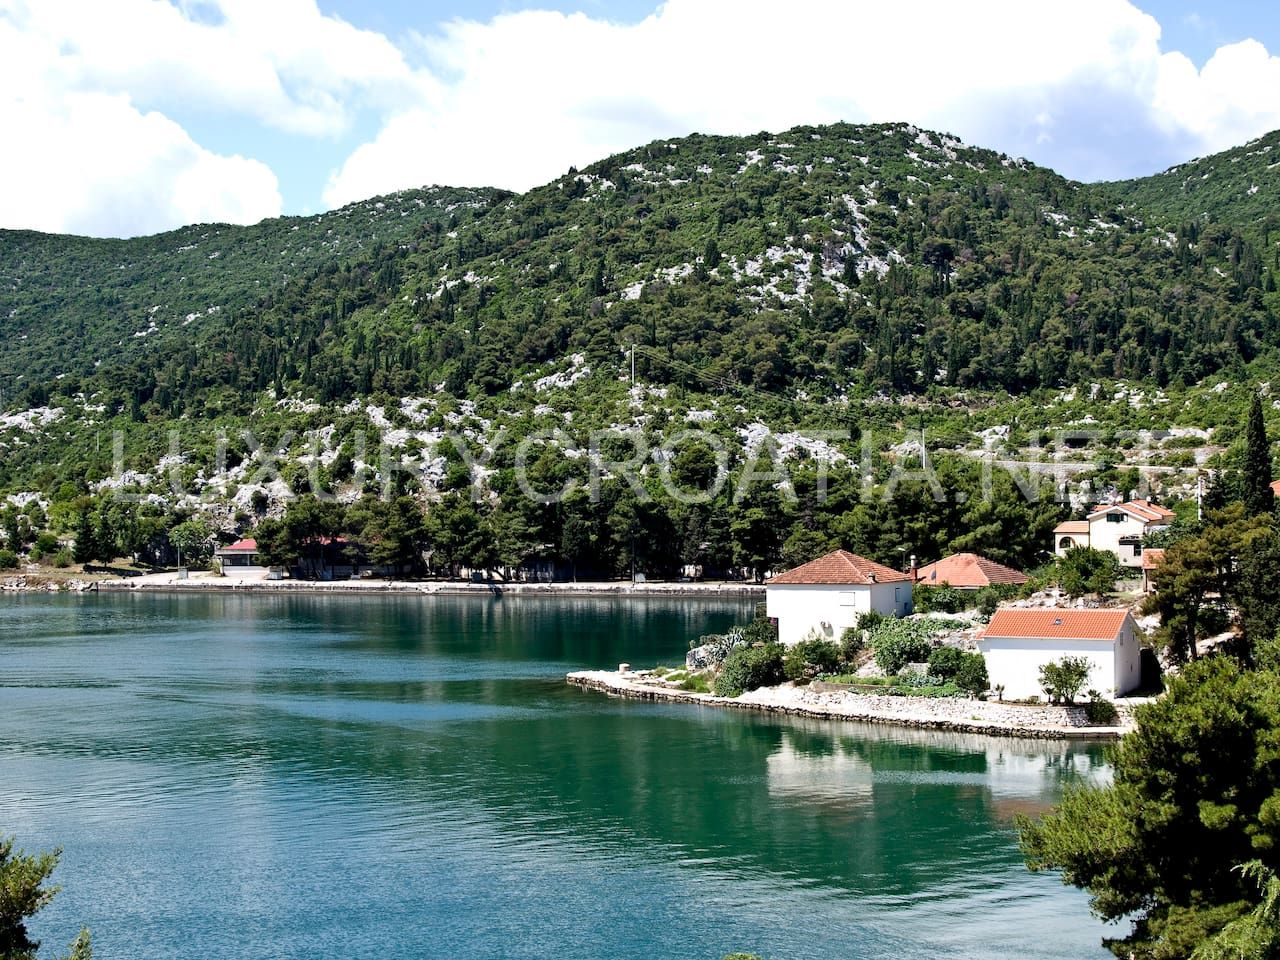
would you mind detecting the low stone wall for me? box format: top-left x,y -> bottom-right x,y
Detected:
567,670 -> 1130,740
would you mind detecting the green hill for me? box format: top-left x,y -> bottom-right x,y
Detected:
1,120 -> 1278,526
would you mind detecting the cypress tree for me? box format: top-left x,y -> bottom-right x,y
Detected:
1243,392 -> 1275,517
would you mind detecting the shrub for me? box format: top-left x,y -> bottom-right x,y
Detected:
857,610 -> 889,633
741,615 -> 779,646
0,549 -> 16,570
914,584 -> 965,614
927,646 -> 967,680
838,626 -> 863,662
869,620 -> 936,674
975,587 -> 1002,619
954,653 -> 990,697
34,532 -> 59,554
783,636 -> 842,685
1038,656 -> 1092,704
713,642 -> 785,697
1084,691 -> 1120,725
52,548 -> 72,568
679,674 -> 711,694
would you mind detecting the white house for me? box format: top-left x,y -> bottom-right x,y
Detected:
766,549 -> 913,646
1052,499 -> 1175,569
978,608 -> 1142,700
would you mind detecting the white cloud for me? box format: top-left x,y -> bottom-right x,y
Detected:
0,0 -> 419,236
324,0 -> 1280,204
6,0 -> 1280,234
5,0 -> 422,136
0,87 -> 281,237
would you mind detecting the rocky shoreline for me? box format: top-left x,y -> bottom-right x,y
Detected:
567,669 -> 1135,740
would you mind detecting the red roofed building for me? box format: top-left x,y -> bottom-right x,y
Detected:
978,608 -> 1142,699
1052,499 -> 1175,570
214,538 -> 266,578
766,549 -> 912,645
913,553 -> 1028,591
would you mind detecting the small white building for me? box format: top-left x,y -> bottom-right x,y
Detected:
978,608 -> 1142,700
766,549 -> 913,646
1052,499 -> 1175,569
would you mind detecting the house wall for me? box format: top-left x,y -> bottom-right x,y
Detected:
766,582 -> 912,645
978,627 -> 1141,700
1053,532 -> 1089,558
1087,511 -> 1152,569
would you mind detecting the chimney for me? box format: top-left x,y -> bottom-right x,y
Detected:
908,554 -> 918,581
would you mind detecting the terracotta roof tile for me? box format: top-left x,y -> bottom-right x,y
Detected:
1087,499 -> 1175,523
1142,548 -> 1166,571
768,549 -> 911,585
914,553 -> 1029,589
1053,520 -> 1090,534
220,538 -> 258,551
980,608 -> 1130,642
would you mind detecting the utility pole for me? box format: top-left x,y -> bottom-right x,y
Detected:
630,343 -> 635,387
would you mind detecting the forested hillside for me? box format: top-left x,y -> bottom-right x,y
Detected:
0,185 -> 506,402
4,121 -> 1279,418
1,120 -> 1279,579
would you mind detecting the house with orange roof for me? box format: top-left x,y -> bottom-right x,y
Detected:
1051,498 -> 1175,570
978,608 -> 1142,699
913,553 -> 1028,591
766,549 -> 913,645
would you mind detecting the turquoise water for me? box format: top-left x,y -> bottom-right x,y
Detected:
0,593 -> 1112,959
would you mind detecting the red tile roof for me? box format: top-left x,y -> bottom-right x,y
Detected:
1271,479 -> 1280,497
1053,520 -> 1090,534
1141,548 -> 1166,571
768,549 -> 911,585
220,538 -> 258,552
914,553 -> 1029,589
1087,499 -> 1175,524
980,608 -> 1131,642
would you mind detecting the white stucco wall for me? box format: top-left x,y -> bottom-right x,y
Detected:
767,581 -> 912,645
1053,532 -> 1089,558
978,625 -> 1141,700
1088,510 -> 1157,569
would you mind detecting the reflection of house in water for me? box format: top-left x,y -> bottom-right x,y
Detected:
765,735 -> 874,804
764,719 -> 1109,821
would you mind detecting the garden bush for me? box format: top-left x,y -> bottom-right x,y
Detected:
914,584 -> 966,614
0,549 -> 16,570
927,646 -> 967,680
1038,656 -> 1092,704
1084,691 -> 1120,725
782,636 -> 842,685
857,610 -> 889,633
713,642 -> 785,697
954,653 -> 990,696
868,619 -> 939,674
838,626 -> 863,662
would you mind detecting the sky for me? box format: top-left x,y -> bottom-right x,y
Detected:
2,0 -> 1280,238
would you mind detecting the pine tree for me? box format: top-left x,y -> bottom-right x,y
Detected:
1243,392 -> 1275,517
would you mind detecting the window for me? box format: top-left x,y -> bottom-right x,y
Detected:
1105,513 -> 1124,523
